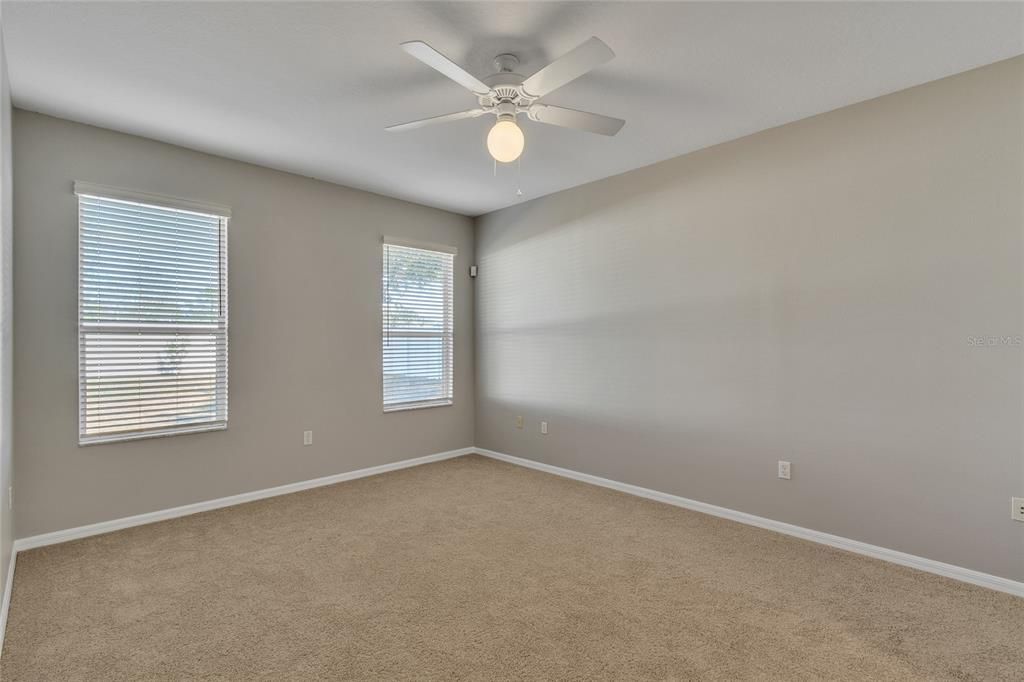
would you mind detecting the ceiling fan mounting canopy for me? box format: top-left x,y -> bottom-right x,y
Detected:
493,53 -> 520,74
386,36 -> 626,159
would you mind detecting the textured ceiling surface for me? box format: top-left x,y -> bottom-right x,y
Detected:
4,2 -> 1023,216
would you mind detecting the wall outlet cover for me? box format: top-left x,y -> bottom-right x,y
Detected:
303,430 -> 313,446
1012,497 -> 1024,522
778,461 -> 792,480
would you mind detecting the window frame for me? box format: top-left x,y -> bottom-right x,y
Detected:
381,237 -> 456,413
75,182 -> 230,445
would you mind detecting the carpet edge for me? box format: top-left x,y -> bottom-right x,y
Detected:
0,549 -> 14,658
474,448 -> 1024,598
12,446 -> 475,553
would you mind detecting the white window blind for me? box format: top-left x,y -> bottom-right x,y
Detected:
77,187 -> 229,444
382,240 -> 455,411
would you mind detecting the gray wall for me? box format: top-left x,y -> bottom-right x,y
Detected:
0,22 -> 13,606
13,110 -> 474,538
475,57 -> 1024,581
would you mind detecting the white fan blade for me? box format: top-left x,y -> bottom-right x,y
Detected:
386,109 -> 487,132
400,41 -> 492,96
521,37 -> 614,98
528,104 -> 625,136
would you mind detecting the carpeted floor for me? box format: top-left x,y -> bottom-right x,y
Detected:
2,454 -> 1022,680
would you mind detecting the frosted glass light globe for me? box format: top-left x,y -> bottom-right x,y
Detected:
487,119 -> 525,163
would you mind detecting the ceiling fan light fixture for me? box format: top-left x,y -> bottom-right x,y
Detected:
390,38 -> 624,166
487,117 -> 524,163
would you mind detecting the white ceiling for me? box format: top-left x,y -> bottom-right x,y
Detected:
4,2 -> 1022,216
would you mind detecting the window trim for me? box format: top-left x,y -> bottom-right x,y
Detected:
75,183 -> 230,446
381,237 -> 456,413
73,181 -> 232,218
78,422 -> 227,447
381,235 -> 458,255
382,398 -> 454,414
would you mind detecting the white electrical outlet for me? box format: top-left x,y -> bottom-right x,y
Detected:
540,421 -> 548,435
1012,497 -> 1024,522
515,415 -> 523,429
778,461 -> 791,480
303,430 -> 313,446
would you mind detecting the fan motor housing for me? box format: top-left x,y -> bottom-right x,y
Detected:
480,73 -> 534,109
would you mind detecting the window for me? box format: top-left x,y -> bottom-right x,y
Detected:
76,183 -> 229,444
382,238 -> 455,411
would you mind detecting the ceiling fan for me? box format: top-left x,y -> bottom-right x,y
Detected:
386,37 -> 625,163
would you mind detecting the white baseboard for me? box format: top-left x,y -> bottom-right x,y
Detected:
0,550 -> 15,659
475,448 -> 1024,598
3,442 -> 1019,663
13,447 -> 474,553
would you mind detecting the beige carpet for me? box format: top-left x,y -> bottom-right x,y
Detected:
2,454 -> 1022,680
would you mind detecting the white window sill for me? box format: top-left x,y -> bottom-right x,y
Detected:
383,400 -> 453,414
79,422 -> 226,447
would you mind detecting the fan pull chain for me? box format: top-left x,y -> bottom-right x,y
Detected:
516,157 -> 523,198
